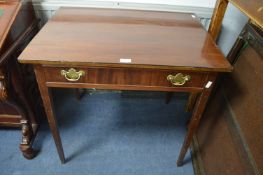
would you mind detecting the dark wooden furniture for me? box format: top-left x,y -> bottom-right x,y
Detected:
193,22 -> 263,175
191,0 -> 263,174
18,8 -> 232,165
0,1 -> 40,159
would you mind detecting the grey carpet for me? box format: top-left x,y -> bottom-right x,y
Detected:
0,89 -> 194,175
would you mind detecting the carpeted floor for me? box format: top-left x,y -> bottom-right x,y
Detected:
0,89 -> 194,175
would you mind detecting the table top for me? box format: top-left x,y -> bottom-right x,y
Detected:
229,0 -> 263,29
0,1 -> 21,49
19,8 -> 232,72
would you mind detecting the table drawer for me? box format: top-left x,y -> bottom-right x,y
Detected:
43,66 -> 208,88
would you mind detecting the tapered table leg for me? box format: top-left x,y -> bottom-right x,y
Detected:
75,88 -> 86,100
34,65 -> 66,163
177,74 -> 217,166
185,92 -> 198,112
165,92 -> 173,104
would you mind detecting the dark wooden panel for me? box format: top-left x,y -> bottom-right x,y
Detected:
0,102 -> 19,115
0,1 -> 41,159
194,90 -> 248,175
0,115 -> 21,127
193,23 -> 263,175
223,45 -> 263,174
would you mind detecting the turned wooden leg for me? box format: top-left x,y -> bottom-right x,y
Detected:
19,120 -> 37,159
185,92 -> 198,112
34,65 -> 66,163
20,146 -> 37,159
4,96 -> 38,160
5,99 -> 38,159
177,74 -> 217,166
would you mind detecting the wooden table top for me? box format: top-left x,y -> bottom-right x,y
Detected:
19,8 -> 232,72
229,0 -> 263,29
0,1 -> 21,49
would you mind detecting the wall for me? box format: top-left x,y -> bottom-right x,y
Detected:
30,0 -> 215,28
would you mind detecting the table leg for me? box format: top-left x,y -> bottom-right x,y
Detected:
34,66 -> 66,163
185,92 -> 198,112
75,88 -> 86,100
165,92 -> 173,104
177,74 -> 217,166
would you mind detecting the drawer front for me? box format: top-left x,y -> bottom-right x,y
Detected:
43,66 -> 208,88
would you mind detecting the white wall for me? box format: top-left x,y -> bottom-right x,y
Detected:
32,0 -> 216,27
32,0 -> 217,9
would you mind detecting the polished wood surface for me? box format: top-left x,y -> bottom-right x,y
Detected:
19,8 -> 232,166
229,0 -> 263,29
177,73 -> 217,166
43,66 -> 208,88
208,0 -> 229,40
34,65 -> 66,163
19,8 -> 232,72
0,1 -> 21,49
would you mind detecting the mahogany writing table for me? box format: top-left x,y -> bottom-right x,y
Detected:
18,7 -> 232,166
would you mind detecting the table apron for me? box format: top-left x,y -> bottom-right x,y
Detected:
41,66 -> 210,92
45,82 -> 204,93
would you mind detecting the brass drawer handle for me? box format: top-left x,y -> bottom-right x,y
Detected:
61,68 -> 85,82
167,73 -> 191,86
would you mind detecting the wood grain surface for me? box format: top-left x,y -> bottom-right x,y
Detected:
0,1 -> 21,49
18,8 -> 233,165
19,8 -> 232,72
43,66 -> 208,87
229,0 -> 263,29
208,0 -> 229,40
